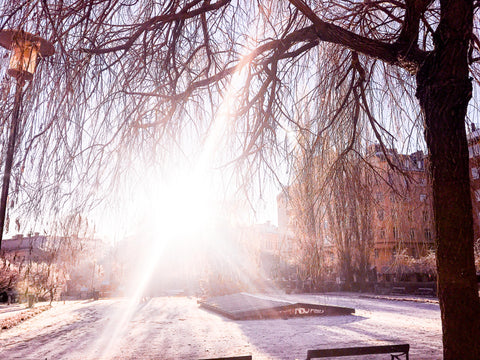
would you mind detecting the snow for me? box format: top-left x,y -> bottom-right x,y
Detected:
0,293 -> 442,359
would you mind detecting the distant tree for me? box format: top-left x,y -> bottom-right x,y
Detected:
0,1 -> 479,357
288,131 -> 326,289
0,255 -> 19,297
12,214 -> 93,303
288,123 -> 374,290
324,152 -> 374,291
27,260 -> 66,303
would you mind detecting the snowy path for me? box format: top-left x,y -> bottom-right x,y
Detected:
0,294 -> 442,359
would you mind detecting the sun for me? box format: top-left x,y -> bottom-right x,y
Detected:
144,167 -> 218,250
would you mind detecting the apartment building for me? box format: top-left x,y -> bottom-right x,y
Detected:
367,144 -> 435,281
1,233 -> 50,263
277,144 -> 436,283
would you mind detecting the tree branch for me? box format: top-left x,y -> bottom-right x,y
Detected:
123,26 -> 320,107
82,0 -> 230,55
287,0 -> 427,73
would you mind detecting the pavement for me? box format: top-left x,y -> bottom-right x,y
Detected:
0,291 -> 438,325
0,293 -> 443,359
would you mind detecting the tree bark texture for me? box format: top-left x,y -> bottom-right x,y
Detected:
416,1 -> 480,358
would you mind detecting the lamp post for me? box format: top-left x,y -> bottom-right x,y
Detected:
0,30 -> 54,250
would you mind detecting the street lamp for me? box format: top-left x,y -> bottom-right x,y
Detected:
0,30 -> 54,250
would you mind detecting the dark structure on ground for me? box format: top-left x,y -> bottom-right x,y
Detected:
199,293 -> 354,320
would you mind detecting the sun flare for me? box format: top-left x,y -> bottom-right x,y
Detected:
149,169 -> 216,243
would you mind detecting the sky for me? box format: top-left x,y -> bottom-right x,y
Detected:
91,153 -> 281,245
89,69 -> 284,244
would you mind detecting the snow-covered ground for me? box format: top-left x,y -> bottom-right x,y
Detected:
0,293 -> 442,359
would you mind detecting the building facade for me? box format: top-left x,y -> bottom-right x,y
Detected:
1,233 -> 50,263
277,144 -> 437,285
367,144 -> 435,281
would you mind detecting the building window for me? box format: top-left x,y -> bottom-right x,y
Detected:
410,228 -> 415,240
377,209 -> 384,221
473,167 -> 479,179
380,228 -> 385,239
393,226 -> 399,239
423,210 -> 428,222
475,189 -> 480,202
391,209 -> 397,220
390,193 -> 397,203
374,249 -> 379,258
420,194 -> 427,202
407,210 -> 413,221
424,228 -> 432,241
469,144 -> 480,158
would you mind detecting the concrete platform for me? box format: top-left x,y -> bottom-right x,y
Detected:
199,293 -> 354,320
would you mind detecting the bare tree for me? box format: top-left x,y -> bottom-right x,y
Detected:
288,122 -> 374,291
0,254 -> 20,300
288,131 -> 326,289
323,151 -> 374,291
7,214 -> 92,304
0,1 -> 478,357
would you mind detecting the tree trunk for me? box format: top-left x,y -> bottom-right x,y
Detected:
416,1 -> 480,358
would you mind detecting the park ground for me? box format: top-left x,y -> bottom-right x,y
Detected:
0,293 -> 442,359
